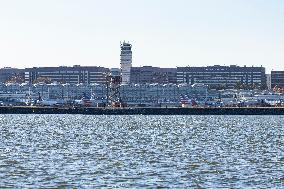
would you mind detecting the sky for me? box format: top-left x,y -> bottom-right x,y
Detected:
0,0 -> 283,73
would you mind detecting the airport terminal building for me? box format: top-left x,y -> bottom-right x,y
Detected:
271,71 -> 284,88
130,66 -> 177,84
177,65 -> 266,89
24,65 -> 109,84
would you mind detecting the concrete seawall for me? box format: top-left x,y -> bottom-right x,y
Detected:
0,106 -> 284,115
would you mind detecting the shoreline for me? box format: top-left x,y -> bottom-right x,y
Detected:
0,106 -> 284,115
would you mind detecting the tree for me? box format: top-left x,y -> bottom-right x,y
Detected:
33,76 -> 52,84
5,74 -> 25,84
234,81 -> 243,90
273,84 -> 284,93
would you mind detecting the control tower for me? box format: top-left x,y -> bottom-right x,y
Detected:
120,41 -> 132,84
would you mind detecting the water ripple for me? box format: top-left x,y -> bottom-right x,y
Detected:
0,115 -> 283,188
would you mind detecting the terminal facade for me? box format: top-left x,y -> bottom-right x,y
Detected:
130,66 -> 177,84
24,65 -> 109,84
177,65 -> 266,89
271,71 -> 284,88
2,65 -> 269,90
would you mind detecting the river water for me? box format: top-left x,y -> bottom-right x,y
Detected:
0,115 -> 283,188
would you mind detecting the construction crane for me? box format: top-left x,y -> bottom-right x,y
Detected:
106,74 -> 124,107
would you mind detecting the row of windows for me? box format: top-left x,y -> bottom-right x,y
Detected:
177,71 -> 263,74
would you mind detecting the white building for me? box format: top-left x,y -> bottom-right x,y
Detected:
266,74 -> 271,90
120,42 -> 132,84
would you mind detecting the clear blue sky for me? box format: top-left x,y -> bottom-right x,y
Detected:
0,0 -> 283,73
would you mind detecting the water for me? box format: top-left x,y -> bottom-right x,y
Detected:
0,115 -> 283,188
